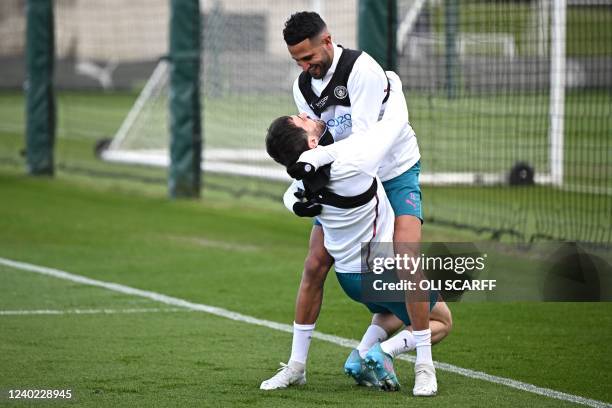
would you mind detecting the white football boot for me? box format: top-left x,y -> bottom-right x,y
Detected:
412,363 -> 437,396
260,362 -> 306,390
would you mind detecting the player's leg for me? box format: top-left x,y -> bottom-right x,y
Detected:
384,165 -> 429,335
295,224 -> 333,325
408,299 -> 450,397
394,215 -> 437,394
344,312 -> 403,388
384,162 -> 437,396
350,313 -> 404,390
427,300 -> 452,344
394,215 -> 427,328
378,299 -> 452,355
370,312 -> 404,339
288,225 -> 332,372
365,299 -> 451,393
260,225 -> 333,390
335,271 -> 398,388
364,297 -> 448,393
395,216 -> 438,396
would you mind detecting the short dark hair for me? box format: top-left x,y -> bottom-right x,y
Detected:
283,11 -> 327,46
266,116 -> 309,167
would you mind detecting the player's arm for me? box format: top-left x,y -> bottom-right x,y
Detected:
346,53 -> 389,134
283,180 -> 301,212
283,180 -> 322,217
297,72 -> 408,174
335,72 -> 408,176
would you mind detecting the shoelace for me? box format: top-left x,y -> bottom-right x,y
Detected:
262,365 -> 287,387
415,367 -> 432,376
267,362 -> 295,384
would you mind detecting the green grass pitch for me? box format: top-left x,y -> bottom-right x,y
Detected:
0,171 -> 611,407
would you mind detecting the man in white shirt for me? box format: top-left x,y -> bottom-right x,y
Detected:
260,71 -> 451,396
273,12 -> 436,395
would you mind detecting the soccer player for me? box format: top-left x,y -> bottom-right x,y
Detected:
270,11 -> 438,395
260,72 -> 451,395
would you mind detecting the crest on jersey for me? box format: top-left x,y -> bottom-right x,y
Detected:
334,85 -> 348,99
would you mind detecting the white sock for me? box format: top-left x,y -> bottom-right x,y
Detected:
413,328 -> 433,365
288,322 -> 315,370
357,325 -> 388,358
380,329 -> 417,358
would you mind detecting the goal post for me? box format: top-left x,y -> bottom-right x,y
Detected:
549,0 -> 566,187
107,61 -> 169,153
395,0 -> 570,188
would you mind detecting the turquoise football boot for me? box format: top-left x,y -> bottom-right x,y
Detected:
344,349 -> 381,388
364,343 -> 400,391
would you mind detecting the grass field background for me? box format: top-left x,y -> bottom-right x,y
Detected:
0,170 -> 611,407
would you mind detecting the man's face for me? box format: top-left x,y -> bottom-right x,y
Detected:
291,113 -> 326,148
287,33 -> 333,79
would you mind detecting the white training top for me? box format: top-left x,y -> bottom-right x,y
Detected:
292,43 -> 420,182
284,74 -> 409,273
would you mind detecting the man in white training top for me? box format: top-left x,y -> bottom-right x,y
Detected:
262,72 -> 451,395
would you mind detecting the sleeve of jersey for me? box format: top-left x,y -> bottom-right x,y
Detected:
336,72 -> 408,176
297,71 -> 407,176
346,54 -> 388,134
293,78 -> 317,118
297,146 -> 337,171
283,180 -> 304,214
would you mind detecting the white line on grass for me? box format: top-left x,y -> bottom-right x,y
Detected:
0,307 -> 187,316
0,256 -> 609,408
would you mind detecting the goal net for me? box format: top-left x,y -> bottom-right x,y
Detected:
97,0 -> 611,242
104,0 -> 601,188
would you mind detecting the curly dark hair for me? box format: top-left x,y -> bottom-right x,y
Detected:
283,11 -> 327,46
265,116 -> 309,167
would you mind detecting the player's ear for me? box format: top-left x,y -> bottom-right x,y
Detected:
307,134 -> 318,149
320,31 -> 332,46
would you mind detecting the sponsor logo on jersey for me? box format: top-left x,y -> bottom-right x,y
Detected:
326,113 -> 352,137
334,85 -> 348,99
314,95 -> 329,109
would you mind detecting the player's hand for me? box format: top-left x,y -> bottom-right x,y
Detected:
287,161 -> 316,180
293,188 -> 306,200
292,201 -> 322,217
